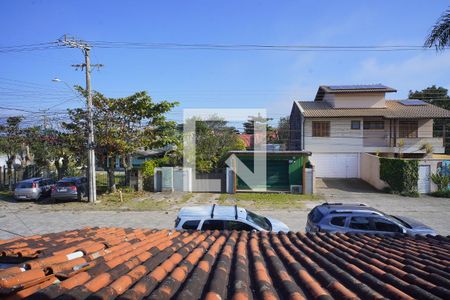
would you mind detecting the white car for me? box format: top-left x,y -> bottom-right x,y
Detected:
174,204 -> 289,232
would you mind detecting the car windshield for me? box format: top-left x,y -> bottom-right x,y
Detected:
16,182 -> 33,189
390,215 -> 412,229
246,210 -> 271,231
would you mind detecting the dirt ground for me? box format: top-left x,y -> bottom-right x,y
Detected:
0,179 -> 448,239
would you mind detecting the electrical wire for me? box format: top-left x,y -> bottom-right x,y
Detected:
1,40 -> 449,53
0,42 -> 59,53
85,40 -> 449,52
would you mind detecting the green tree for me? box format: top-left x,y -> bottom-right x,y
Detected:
26,127 -> 74,179
409,86 -> 450,153
409,85 -> 450,109
272,116 -> 289,145
64,88 -> 178,192
0,116 -> 27,189
243,113 -> 273,134
425,8 -> 450,50
187,118 -> 246,173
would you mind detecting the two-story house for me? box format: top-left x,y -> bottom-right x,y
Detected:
289,84 -> 450,178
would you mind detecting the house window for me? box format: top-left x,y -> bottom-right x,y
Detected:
312,121 -> 330,137
363,121 -> 384,130
399,120 -> 418,138
351,120 -> 361,130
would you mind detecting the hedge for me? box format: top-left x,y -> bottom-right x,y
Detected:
379,158 -> 419,197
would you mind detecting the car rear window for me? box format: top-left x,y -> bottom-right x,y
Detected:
56,181 -> 76,187
308,207 -> 324,223
16,182 -> 33,189
182,220 -> 200,230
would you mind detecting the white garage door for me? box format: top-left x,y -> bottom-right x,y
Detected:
418,165 -> 431,194
310,153 -> 360,178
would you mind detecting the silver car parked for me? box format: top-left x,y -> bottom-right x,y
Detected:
306,203 -> 437,236
175,204 -> 290,232
14,177 -> 55,201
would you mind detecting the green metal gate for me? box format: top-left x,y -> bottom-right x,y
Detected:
236,158 -> 290,191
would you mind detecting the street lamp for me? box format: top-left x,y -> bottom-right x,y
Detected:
52,78 -> 97,203
52,78 -> 85,105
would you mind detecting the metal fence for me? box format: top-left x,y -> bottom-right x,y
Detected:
0,165 -> 133,194
95,171 -> 127,191
0,165 -> 56,189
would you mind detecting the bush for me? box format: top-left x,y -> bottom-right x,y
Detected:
430,173 -> 450,192
142,160 -> 159,178
380,158 -> 419,196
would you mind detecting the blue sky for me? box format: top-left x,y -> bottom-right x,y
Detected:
1,0 -> 449,124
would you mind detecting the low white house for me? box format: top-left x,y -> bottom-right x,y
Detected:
289,84 -> 450,192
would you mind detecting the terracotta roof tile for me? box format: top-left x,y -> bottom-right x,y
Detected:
298,100 -> 450,119
0,227 -> 449,299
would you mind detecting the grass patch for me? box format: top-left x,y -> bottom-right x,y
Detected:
179,193 -> 193,204
218,192 -> 321,209
96,191 -> 169,211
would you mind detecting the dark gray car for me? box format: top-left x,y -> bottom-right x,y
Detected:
14,177 -> 55,201
51,177 -> 88,201
306,203 -> 436,236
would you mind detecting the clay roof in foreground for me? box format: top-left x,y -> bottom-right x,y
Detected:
0,227 -> 449,299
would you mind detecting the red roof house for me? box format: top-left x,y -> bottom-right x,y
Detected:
0,227 -> 449,299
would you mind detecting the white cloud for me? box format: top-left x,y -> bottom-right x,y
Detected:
354,52 -> 450,97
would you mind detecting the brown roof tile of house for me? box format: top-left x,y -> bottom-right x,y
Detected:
0,227 -> 449,299
298,100 -> 450,119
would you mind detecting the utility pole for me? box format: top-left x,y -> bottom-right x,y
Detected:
58,35 -> 103,203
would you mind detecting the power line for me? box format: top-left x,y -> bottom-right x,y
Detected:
0,106 -> 37,113
85,40 -> 449,52
1,40 -> 449,53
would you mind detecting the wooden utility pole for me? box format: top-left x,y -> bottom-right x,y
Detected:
58,35 -> 103,202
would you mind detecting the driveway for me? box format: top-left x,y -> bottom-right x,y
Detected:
316,178 -> 450,235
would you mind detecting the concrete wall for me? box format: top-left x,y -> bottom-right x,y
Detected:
325,93 -> 386,108
360,153 -> 389,190
360,153 -> 444,193
418,119 -> 433,138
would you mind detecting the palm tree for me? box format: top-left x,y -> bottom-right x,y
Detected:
425,8 -> 450,50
